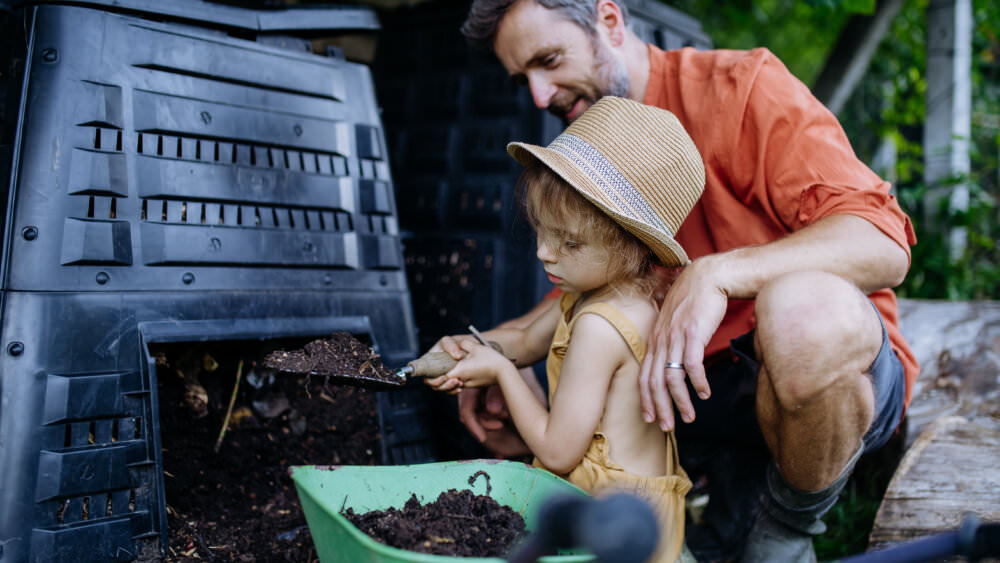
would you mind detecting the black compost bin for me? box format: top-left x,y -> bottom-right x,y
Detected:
0,2 -> 421,561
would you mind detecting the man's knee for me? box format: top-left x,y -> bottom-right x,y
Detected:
755,271 -> 881,407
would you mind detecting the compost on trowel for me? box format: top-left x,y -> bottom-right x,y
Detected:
264,330 -> 490,388
264,332 -> 406,389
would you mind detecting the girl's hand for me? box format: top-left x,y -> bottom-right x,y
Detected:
446,340 -> 513,388
422,333 -> 473,394
424,373 -> 463,394
431,334 -> 474,358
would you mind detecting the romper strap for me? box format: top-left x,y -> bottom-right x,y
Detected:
566,302 -> 646,364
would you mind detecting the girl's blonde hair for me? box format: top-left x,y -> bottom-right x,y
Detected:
519,162 -> 657,296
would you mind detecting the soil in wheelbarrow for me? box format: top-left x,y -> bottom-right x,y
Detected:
344,478 -> 528,557
155,338 -> 383,563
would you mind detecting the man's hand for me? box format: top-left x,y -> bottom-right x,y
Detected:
458,384 -> 532,458
423,335 -> 531,459
424,298 -> 554,458
639,256 -> 728,431
458,386 -> 506,442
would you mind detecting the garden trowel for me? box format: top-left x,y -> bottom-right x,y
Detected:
266,326 -> 506,390
394,325 -> 506,380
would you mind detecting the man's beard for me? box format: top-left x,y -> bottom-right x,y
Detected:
549,38 -> 630,124
595,38 -> 630,98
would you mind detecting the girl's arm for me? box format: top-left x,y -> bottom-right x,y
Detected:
428,298 -> 559,366
479,300 -> 561,368
424,300 -> 560,392
455,313 -> 629,474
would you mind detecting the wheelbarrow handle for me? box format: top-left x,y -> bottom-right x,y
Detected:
507,492 -> 659,563
835,514 -> 1000,563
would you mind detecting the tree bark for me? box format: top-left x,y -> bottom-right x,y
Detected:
811,0 -> 906,115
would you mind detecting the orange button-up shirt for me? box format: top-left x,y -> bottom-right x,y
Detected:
642,45 -> 918,407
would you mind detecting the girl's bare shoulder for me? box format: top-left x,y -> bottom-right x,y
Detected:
598,293 -> 657,337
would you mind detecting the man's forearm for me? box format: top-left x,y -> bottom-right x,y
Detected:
494,296 -> 557,330
708,214 -> 909,299
481,298 -> 558,367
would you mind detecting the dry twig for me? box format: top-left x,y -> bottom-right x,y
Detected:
214,359 -> 244,453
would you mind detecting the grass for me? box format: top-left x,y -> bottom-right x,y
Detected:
814,476 -> 885,560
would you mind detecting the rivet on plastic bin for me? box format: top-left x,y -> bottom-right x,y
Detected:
96,272 -> 110,285
379,274 -> 388,286
7,341 -> 24,356
323,275 -> 332,286
293,124 -> 303,137
182,272 -> 195,285
41,48 -> 58,63
21,226 -> 38,240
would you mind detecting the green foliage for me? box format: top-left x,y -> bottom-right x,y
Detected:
664,0 -> 851,84
898,176 -> 1000,299
839,0 -> 1000,299
814,477 -> 883,560
804,0 -> 874,13
839,0 -> 927,177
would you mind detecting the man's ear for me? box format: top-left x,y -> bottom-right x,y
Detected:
595,0 -> 627,47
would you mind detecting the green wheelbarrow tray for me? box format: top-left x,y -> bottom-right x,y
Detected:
290,459 -> 596,562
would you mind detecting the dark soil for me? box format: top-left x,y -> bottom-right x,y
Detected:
155,339 -> 382,562
263,332 -> 404,387
343,486 -> 527,557
153,335 -> 518,561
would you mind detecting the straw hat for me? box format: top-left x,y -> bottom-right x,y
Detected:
507,96 -> 705,266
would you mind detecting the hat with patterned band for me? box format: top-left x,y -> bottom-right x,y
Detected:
507,96 -> 706,267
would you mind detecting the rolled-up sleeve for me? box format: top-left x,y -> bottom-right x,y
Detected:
729,49 -> 917,260
798,184 -> 916,260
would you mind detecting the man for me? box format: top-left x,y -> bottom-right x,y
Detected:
432,0 -> 918,560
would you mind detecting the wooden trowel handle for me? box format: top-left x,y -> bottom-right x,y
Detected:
405,352 -> 459,378
405,341 -> 504,378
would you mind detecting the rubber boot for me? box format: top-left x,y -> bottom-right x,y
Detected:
683,444 -> 768,561
741,444 -> 863,563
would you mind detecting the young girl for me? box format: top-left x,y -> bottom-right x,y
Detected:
425,96 -> 705,563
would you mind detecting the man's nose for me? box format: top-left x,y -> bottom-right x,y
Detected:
527,74 -> 557,110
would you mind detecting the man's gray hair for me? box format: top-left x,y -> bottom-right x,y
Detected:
461,0 -> 630,50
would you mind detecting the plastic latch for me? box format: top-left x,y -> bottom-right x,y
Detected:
326,45 -> 345,60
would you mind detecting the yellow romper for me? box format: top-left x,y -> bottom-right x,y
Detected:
536,292 -> 692,563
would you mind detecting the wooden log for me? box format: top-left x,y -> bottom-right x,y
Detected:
868,415 -> 1000,549
897,299 -> 1000,447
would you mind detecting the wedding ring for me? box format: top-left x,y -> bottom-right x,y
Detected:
664,362 -> 685,370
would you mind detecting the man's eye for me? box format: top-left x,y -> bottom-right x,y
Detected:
543,54 -> 558,68
564,240 -> 579,249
